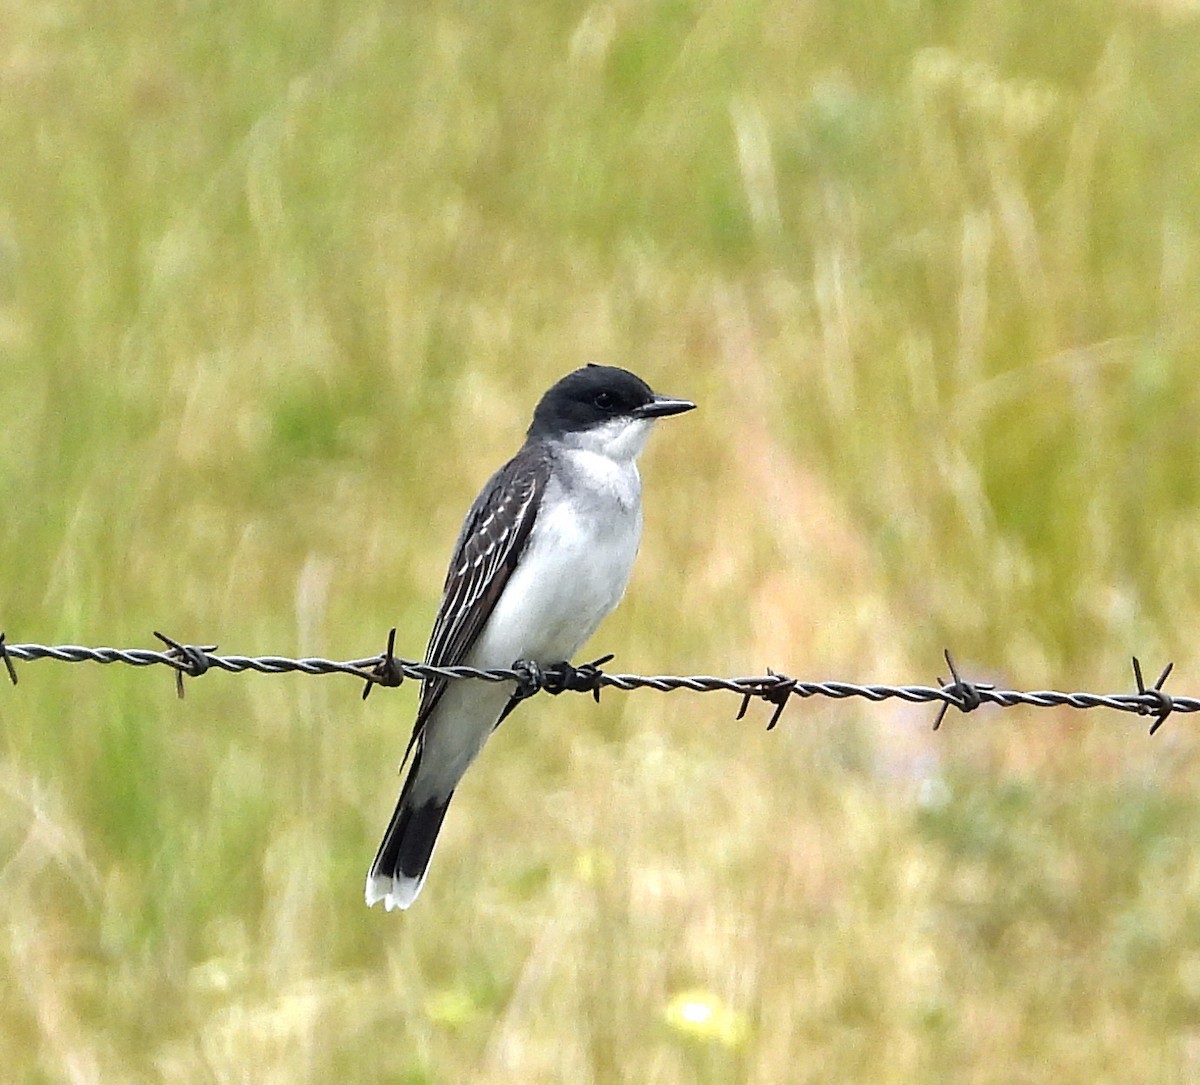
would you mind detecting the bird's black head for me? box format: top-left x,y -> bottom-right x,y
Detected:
526,365 -> 695,443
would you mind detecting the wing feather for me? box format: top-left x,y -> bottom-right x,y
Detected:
399,447 -> 550,762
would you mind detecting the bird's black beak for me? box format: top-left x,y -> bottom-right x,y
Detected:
635,394 -> 696,419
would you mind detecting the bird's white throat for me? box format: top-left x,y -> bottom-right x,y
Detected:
561,415 -> 656,464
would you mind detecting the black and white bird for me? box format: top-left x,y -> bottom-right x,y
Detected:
365,365 -> 695,910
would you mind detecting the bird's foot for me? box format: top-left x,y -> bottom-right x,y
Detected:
542,653 -> 614,702
498,654 -> 614,727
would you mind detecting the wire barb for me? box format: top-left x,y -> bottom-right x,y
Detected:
153,631 -> 216,699
0,633 -> 17,686
1132,657 -> 1175,735
762,670 -> 799,730
735,668 -> 798,730
361,628 -> 404,701
932,650 -> 994,730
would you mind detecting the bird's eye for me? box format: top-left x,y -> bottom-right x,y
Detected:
593,391 -> 615,410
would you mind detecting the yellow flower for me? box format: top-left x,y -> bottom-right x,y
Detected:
663,989 -> 747,1049
573,848 -> 615,884
424,988 -> 477,1029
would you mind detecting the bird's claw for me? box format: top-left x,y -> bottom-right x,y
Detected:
541,653 -> 614,700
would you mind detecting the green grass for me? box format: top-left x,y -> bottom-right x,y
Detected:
5,0 -> 1200,1080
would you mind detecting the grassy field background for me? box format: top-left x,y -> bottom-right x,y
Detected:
5,0 -> 1200,1080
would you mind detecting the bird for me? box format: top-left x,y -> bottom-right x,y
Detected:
365,364 -> 696,910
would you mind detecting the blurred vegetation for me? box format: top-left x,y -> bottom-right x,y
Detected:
4,0 -> 1200,1080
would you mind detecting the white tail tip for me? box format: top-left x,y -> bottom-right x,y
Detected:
365,872 -> 423,911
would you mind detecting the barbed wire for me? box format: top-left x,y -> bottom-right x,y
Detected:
0,630 -> 1189,733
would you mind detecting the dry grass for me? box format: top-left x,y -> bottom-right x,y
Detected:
5,0 -> 1200,1080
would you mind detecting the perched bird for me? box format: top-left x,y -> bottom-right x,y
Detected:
365,365 -> 696,910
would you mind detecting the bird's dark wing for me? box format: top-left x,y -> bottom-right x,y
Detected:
400,444 -> 551,762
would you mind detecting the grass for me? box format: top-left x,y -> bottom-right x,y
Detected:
5,0 -> 1200,1080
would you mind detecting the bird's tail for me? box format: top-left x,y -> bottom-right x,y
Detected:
365,750 -> 454,911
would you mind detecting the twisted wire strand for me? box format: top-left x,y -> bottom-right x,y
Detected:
0,634 -> 1192,728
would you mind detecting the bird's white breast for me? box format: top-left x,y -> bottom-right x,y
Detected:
467,448 -> 643,669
